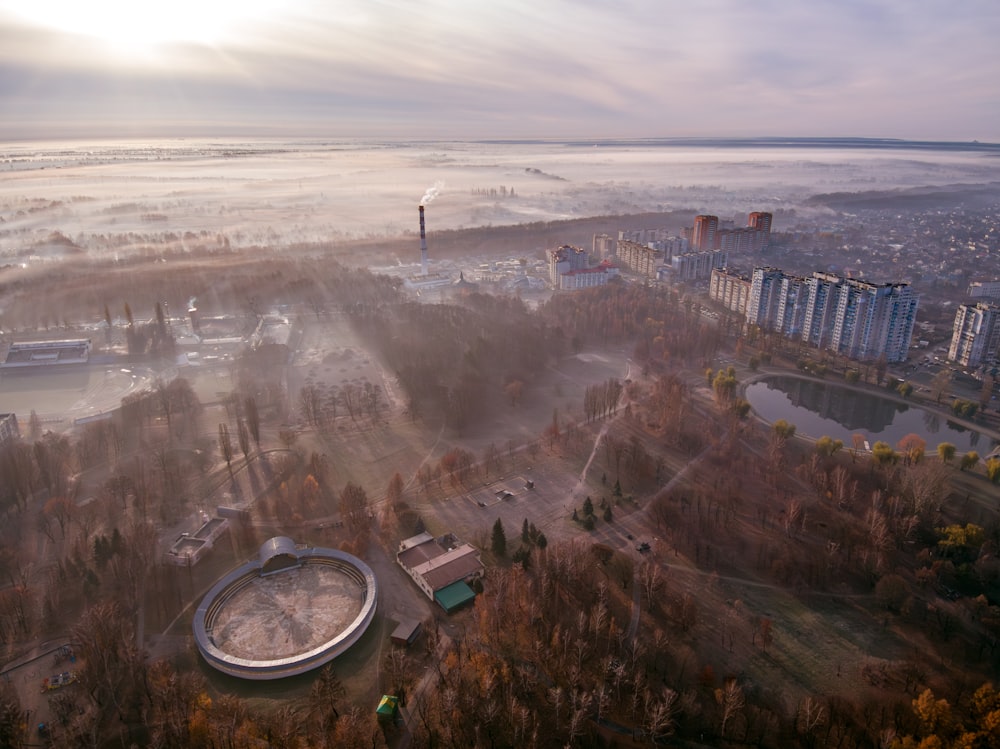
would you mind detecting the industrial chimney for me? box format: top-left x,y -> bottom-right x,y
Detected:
418,205 -> 429,276
188,297 -> 201,334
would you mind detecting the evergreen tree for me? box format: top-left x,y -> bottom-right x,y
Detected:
582,496 -> 594,517
522,518 -> 530,544
491,518 -> 507,558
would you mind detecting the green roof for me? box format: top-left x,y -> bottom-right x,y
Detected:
376,695 -> 399,717
434,580 -> 476,612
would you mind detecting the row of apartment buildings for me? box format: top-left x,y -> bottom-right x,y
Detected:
710,267 -> 919,363
549,212 -> 773,291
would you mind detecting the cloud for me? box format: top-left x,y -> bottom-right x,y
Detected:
0,0 -> 998,140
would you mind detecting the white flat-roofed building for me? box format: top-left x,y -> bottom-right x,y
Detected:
2,339 -> 91,368
558,260 -> 619,290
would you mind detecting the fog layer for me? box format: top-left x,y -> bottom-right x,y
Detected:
2,139 -> 998,261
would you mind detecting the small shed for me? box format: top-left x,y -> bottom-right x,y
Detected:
376,695 -> 400,722
390,618 -> 423,647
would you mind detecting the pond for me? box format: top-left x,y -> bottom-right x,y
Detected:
744,375 -> 1000,454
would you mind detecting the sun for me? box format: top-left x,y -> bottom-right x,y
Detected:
5,0 -> 282,54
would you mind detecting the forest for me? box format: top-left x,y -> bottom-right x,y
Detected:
0,250 -> 999,747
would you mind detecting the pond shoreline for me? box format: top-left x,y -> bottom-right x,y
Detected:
741,369 -> 1000,456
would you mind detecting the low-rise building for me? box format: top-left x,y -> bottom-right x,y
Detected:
558,260 -> 619,290
397,532 -> 483,612
1,339 -> 91,368
166,516 -> 230,566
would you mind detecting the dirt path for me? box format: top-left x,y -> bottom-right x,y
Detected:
626,441 -> 713,644
572,358 -> 633,502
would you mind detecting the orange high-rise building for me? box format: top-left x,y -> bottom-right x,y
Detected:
692,214 -> 718,251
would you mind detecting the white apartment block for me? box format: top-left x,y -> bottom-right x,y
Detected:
668,249 -> 728,283
967,281 -> 1000,301
709,269 -> 751,315
548,245 -> 589,287
558,260 -> 619,290
615,240 -> 664,278
949,302 -> 1000,368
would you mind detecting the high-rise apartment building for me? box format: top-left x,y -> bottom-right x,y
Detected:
548,245 -> 589,287
747,268 -> 786,329
717,227 -> 758,255
692,215 -> 719,251
949,302 -> 1000,368
775,275 -> 808,336
830,280 -> 918,362
748,212 -> 773,251
616,240 -> 664,278
967,281 -> 1000,302
748,269 -> 918,362
709,269 -> 752,315
802,272 -> 843,349
0,413 -> 18,446
592,233 -> 616,259
668,250 -> 728,282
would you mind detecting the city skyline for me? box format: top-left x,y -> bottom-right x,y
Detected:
0,0 -> 998,141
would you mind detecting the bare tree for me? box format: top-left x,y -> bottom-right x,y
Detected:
306,663 -> 346,734
639,560 -> 664,612
72,600 -> 148,728
244,396 -> 261,448
645,687 -> 679,744
717,679 -> 745,739
340,482 -> 370,537
797,696 -> 827,747
218,423 -> 233,476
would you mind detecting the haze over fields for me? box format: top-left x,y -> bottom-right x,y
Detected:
2,138 -> 999,259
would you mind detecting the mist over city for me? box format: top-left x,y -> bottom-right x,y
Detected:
1,1 -> 1000,747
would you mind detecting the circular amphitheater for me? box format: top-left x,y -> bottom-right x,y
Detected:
193,537 -> 378,680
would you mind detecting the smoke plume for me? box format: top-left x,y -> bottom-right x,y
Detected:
419,181 -> 444,206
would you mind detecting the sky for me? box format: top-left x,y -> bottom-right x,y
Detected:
0,0 -> 998,141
